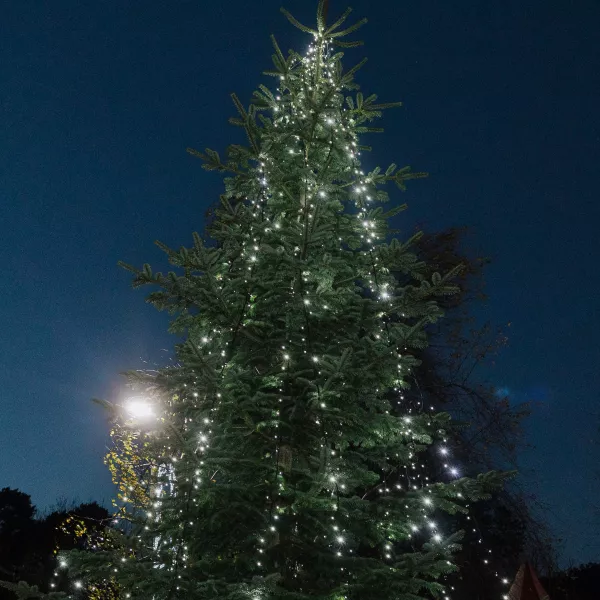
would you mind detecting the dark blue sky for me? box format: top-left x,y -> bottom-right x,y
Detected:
1,0 -> 599,565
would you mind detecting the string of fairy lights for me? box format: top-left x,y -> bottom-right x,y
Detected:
52,22 -> 512,600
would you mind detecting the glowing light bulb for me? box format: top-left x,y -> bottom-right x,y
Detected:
125,398 -> 154,419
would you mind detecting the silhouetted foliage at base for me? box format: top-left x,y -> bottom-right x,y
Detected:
541,562 -> 600,600
0,489 -> 110,600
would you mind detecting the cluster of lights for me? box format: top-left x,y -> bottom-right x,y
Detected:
49,14 -> 513,600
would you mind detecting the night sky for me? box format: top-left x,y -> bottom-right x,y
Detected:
2,0 -> 599,566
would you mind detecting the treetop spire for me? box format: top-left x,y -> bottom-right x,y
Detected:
281,3 -> 367,46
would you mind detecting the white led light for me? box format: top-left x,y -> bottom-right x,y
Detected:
125,398 -> 154,419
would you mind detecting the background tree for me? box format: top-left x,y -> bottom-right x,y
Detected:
0,493 -> 111,600
406,226 -> 556,597
0,488 -> 37,597
542,562 -> 600,600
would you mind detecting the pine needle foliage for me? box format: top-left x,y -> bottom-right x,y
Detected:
11,4 -> 508,600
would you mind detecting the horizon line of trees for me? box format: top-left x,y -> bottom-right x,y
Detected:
0,487 -> 110,599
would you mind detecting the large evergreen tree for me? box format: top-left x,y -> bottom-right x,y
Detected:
11,4 -> 509,599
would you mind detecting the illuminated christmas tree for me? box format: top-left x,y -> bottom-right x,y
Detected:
16,4 -> 508,599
